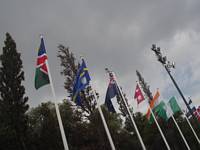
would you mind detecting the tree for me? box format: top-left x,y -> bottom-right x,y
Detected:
0,33 -> 29,150
27,102 -> 63,150
57,45 -> 96,119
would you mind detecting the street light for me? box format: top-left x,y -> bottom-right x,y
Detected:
151,44 -> 199,126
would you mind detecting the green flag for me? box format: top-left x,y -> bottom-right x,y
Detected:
168,97 -> 181,114
149,101 -> 168,124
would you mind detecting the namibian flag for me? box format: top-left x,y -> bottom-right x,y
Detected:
35,37 -> 50,89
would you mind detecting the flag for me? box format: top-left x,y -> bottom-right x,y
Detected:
186,106 -> 196,118
193,106 -> 200,122
105,75 -> 117,113
35,37 -> 50,89
146,90 -> 160,119
168,97 -> 181,114
134,84 -> 145,104
72,59 -> 91,106
149,101 -> 168,124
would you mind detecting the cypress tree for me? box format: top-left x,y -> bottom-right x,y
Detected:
0,33 -> 29,150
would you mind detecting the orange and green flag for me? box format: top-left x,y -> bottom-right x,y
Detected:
146,90 -> 160,119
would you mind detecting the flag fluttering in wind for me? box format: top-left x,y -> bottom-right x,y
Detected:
149,101 -> 168,124
105,74 -> 118,113
72,59 -> 91,106
168,97 -> 192,149
134,84 -> 145,105
168,97 -> 181,115
146,90 -> 160,119
193,106 -> 200,122
35,37 -> 50,89
35,36 -> 69,150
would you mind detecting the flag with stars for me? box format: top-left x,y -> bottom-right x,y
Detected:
134,84 -> 145,105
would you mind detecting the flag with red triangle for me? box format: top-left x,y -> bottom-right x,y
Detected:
134,84 -> 145,105
34,37 -> 50,89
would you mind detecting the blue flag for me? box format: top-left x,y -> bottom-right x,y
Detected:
72,59 -> 91,105
105,77 -> 118,113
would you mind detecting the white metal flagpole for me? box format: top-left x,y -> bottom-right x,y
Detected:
46,56 -> 69,150
166,103 -> 190,150
137,82 -> 171,150
171,115 -> 191,150
184,113 -> 200,144
169,96 -> 199,145
109,71 -> 146,150
92,89 -> 116,150
148,107 -> 171,150
79,56 -> 116,150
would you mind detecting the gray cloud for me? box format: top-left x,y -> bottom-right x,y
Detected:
0,0 -> 200,110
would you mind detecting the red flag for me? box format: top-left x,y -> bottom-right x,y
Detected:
134,84 -> 145,104
193,106 -> 200,122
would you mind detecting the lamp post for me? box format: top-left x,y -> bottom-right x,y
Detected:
151,44 -> 199,126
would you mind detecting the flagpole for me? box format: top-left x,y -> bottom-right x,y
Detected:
151,45 -> 200,128
79,56 -> 116,150
46,60 -> 69,150
137,82 -> 171,150
166,102 -> 191,150
184,114 -> 200,144
92,89 -> 116,150
170,95 -> 199,145
148,107 -> 171,150
41,36 -> 69,150
171,115 -> 191,150
106,70 -> 146,150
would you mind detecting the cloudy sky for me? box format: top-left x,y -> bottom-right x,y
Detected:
0,0 -> 200,112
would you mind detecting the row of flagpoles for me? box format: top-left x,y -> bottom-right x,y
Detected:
35,36 -> 200,150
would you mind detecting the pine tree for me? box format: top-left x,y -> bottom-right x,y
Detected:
0,33 -> 29,150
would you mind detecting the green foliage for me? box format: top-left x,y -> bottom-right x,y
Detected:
26,102 -> 63,150
0,33 -> 29,150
